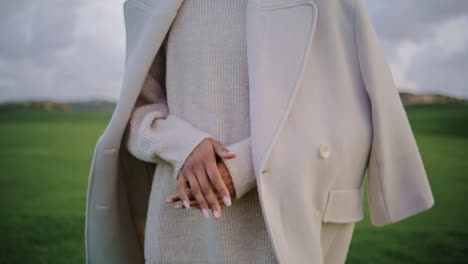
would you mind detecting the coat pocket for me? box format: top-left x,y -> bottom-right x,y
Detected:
322,188 -> 364,223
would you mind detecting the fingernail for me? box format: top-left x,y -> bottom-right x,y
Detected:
183,200 -> 190,209
165,197 -> 173,203
223,196 -> 232,207
213,209 -> 220,219
174,204 -> 183,209
202,208 -> 210,219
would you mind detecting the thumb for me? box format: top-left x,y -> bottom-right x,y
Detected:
211,139 -> 236,159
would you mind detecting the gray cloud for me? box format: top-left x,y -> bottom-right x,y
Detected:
365,0 -> 468,98
0,0 -> 467,102
366,0 -> 468,44
0,0 -> 82,61
0,0 -> 125,102
406,18 -> 468,98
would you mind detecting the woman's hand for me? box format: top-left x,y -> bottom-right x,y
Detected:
171,137 -> 236,220
166,159 -> 237,212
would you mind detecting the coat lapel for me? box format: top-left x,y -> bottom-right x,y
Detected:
102,0 -> 185,148
246,0 -> 319,176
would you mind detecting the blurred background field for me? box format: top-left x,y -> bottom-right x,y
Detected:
0,102 -> 467,263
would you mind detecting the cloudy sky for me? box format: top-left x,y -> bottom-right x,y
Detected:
0,0 -> 467,103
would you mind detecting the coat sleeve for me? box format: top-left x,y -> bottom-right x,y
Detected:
125,36 -> 257,198
353,0 -> 435,227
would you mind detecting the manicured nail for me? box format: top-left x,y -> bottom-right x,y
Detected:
202,208 -> 210,219
183,200 -> 190,209
223,196 -> 232,207
213,209 -> 220,219
174,203 -> 183,209
165,197 -> 173,203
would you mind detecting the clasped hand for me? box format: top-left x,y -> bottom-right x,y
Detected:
165,137 -> 237,220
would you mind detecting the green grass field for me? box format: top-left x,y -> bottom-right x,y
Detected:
1,104 -> 467,263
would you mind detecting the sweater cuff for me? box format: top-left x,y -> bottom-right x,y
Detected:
169,127 -> 213,182
126,111 -> 214,181
221,137 -> 257,200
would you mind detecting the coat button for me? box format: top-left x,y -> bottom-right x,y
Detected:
319,143 -> 331,159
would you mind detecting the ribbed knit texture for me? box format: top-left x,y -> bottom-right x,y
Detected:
125,0 -> 278,263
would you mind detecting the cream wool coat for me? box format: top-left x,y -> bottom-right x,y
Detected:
84,0 -> 436,263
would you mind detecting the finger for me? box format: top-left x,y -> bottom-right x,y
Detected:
177,171 -> 191,209
174,195 -> 225,209
195,163 -> 222,220
204,156 -> 232,207
210,139 -> 236,159
167,188 -> 222,204
185,169 -> 211,219
165,191 -> 195,203
174,199 -> 205,209
167,187 -> 221,204
174,197 -> 224,209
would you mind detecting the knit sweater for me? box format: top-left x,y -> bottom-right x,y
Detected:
125,0 -> 278,263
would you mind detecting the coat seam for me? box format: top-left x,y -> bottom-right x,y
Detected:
252,9 -> 285,264
255,0 -> 318,196
352,0 -> 391,224
85,136 -> 103,264
252,3 -> 318,261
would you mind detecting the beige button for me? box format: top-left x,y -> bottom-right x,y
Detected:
319,143 -> 331,159
314,209 -> 322,222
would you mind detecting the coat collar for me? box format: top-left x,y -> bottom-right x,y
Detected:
107,0 -> 318,178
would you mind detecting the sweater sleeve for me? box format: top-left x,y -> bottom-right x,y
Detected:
220,136 -> 257,200
125,37 -> 214,181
